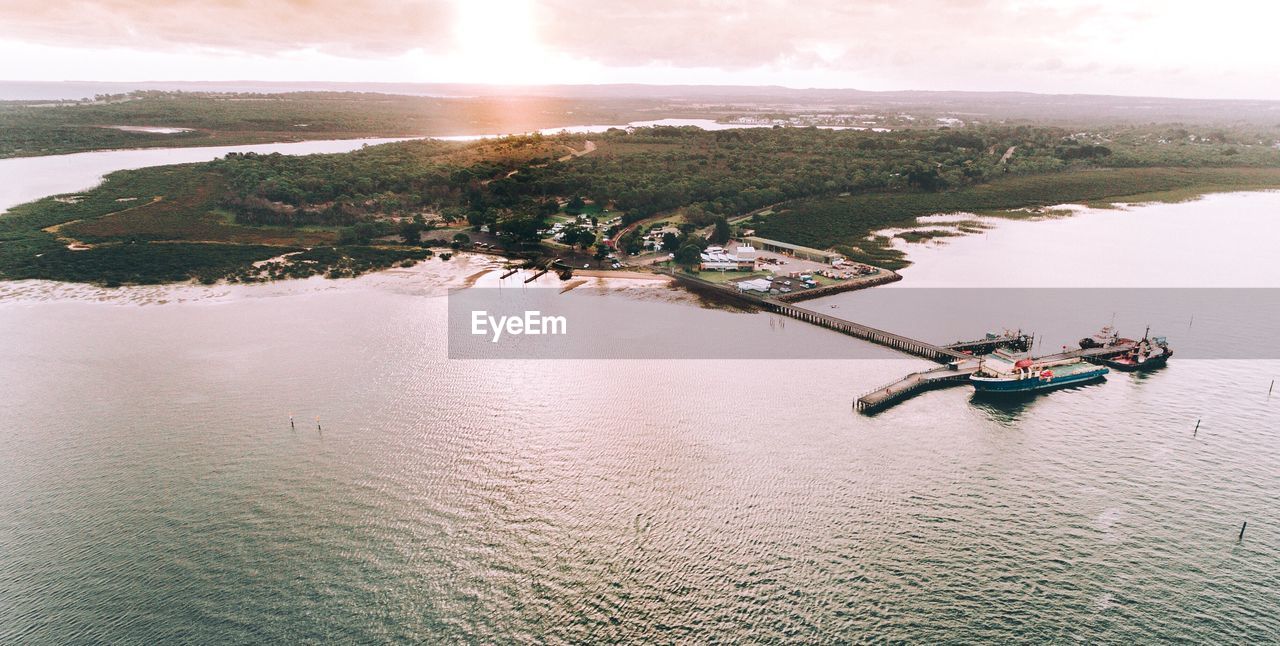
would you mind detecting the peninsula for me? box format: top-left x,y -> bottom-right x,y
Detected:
3,90 -> 1280,286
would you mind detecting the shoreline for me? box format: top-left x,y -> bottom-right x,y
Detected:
859,184 -> 1280,272
573,268 -> 669,281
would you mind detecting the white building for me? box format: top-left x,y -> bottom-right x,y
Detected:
736,278 -> 773,293
700,250 -> 754,271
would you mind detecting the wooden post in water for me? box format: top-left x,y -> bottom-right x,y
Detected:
1239,521 -> 1247,542
290,413 -> 294,429
1270,380 -> 1274,398
1194,419 -> 1200,437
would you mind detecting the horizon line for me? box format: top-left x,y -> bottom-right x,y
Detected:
3,79 -> 1280,104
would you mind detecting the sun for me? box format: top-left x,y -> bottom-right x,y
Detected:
450,0 -> 552,85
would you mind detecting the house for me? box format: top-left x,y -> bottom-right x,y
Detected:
699,250 -> 755,271
645,226 -> 682,250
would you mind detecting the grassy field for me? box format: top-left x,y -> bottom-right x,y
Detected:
683,269 -> 760,284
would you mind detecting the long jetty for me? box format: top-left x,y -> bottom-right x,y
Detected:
765,299 -> 971,362
667,270 -> 1133,415
673,271 -> 978,363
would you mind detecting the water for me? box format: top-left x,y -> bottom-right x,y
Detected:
0,120 -> 767,213
880,193 -> 1280,287
815,193 -> 1280,356
0,138 -> 418,215
2,184 -> 1279,638
426,118 -> 790,141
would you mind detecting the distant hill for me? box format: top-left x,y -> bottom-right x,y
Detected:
5,80 -> 1280,124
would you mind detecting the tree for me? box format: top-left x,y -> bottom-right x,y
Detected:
674,243 -> 702,266
467,209 -> 494,229
495,211 -> 546,247
399,220 -> 423,245
560,227 -> 587,248
452,232 -> 471,246
619,230 -> 643,255
683,203 -> 714,227
905,165 -> 948,191
339,221 -> 380,245
661,231 -> 680,251
565,195 -> 586,214
710,216 -> 730,244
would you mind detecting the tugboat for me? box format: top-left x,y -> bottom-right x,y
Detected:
1079,325 -> 1120,349
971,349 -> 1109,395
1103,327 -> 1172,372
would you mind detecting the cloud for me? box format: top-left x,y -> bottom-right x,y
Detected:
529,0 -> 1277,96
0,0 -> 456,56
533,0 -> 1099,70
0,0 -> 1276,98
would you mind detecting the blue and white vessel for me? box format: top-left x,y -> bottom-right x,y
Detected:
970,350 -> 1108,394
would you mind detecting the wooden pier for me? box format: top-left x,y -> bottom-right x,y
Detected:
764,299 -> 972,362
1040,343 -> 1138,364
944,332 -> 1032,355
854,364 -> 981,413
673,272 -> 1009,364
668,270 -> 1138,415
852,342 -> 1140,414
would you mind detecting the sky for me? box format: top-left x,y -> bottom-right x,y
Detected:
0,0 -> 1276,100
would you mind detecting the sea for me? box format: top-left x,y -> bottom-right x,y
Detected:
1,138 -> 1277,642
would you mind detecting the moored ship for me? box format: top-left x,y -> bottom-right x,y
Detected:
1079,325 -> 1121,349
1102,327 -> 1172,372
970,350 -> 1109,394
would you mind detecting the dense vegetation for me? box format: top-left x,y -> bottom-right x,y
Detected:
205,122 -> 1280,226
0,162 -> 441,284
754,167 -> 1280,268
0,91 -> 677,158
3,117 -> 1279,285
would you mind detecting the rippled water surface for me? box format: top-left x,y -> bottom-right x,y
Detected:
2,198 -> 1279,642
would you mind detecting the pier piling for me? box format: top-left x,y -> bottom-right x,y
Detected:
1194,418 -> 1200,437
1239,521 -> 1247,541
